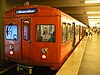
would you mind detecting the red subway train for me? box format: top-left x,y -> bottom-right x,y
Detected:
4,5 -> 86,70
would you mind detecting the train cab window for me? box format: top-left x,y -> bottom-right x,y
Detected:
6,25 -> 18,40
62,22 -> 67,44
23,20 -> 30,40
36,25 -> 56,42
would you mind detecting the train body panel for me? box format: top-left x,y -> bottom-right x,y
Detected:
4,18 -> 22,60
31,16 -> 60,63
4,5 -> 86,70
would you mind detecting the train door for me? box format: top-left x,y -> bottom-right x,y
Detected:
21,19 -> 31,59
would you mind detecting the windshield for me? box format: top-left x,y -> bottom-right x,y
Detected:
6,24 -> 18,40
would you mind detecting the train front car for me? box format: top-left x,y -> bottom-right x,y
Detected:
4,5 -> 86,70
4,5 -> 62,70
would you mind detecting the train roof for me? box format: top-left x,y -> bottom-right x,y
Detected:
4,5 -> 86,26
4,5 -> 61,17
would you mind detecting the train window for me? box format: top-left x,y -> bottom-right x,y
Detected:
67,23 -> 72,40
36,25 -> 56,42
23,20 -> 30,40
62,22 -> 67,44
76,25 -> 79,35
6,25 -> 18,40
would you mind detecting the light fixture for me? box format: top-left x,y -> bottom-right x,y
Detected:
87,12 -> 100,14
88,16 -> 100,19
85,0 -> 100,4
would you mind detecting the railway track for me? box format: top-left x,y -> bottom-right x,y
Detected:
0,61 -> 57,75
0,61 -> 17,75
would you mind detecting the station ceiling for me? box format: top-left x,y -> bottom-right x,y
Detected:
8,0 -> 100,27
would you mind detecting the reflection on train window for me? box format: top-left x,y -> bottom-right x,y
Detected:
62,22 -> 67,44
62,22 -> 73,44
76,25 -> 79,35
36,25 -> 56,42
6,25 -> 18,40
67,23 -> 72,40
23,20 -> 30,40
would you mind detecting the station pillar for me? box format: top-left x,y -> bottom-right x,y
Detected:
0,0 -> 7,60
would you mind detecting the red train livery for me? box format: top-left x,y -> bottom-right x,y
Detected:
4,5 -> 86,70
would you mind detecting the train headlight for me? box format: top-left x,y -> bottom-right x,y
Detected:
10,50 -> 14,55
9,44 -> 14,55
42,54 -> 46,59
41,48 -> 48,54
41,48 -> 48,59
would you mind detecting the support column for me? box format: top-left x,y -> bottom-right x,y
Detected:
0,0 -> 7,60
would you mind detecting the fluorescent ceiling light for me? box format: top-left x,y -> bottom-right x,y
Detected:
88,16 -> 100,18
87,12 -> 100,14
85,0 -> 100,3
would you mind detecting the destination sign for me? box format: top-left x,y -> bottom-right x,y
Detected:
15,8 -> 38,14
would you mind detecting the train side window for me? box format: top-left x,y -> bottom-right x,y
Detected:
62,22 -> 67,44
67,23 -> 72,40
23,20 -> 30,40
6,24 -> 18,40
36,25 -> 56,42
76,25 -> 79,35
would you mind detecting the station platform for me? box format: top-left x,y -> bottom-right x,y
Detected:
56,32 -> 100,75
